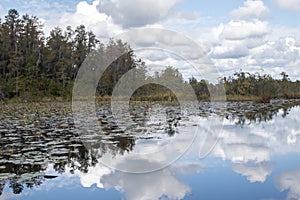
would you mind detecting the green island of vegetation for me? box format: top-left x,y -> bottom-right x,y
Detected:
0,9 -> 299,103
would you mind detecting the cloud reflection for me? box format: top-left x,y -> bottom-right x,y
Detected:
76,162 -> 201,200
232,162 -> 273,183
275,169 -> 300,200
210,106 -> 300,186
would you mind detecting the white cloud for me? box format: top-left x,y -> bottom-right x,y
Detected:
44,1 -> 122,39
295,36 -> 300,47
202,1 -> 273,76
231,0 -> 269,20
170,162 -> 204,174
97,0 -> 181,28
272,0 -> 300,12
102,168 -> 190,200
27,162 -> 192,200
252,37 -> 300,69
211,33 -> 300,79
220,20 -> 269,40
74,161 -> 193,200
276,169 -> 300,199
115,28 -> 221,82
78,164 -> 112,188
199,0 -> 300,80
232,163 -> 273,183
209,106 -> 300,185
244,37 -> 267,49
221,144 -> 270,163
211,40 -> 250,59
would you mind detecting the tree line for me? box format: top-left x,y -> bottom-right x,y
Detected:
0,9 -> 299,102
221,71 -> 300,102
138,69 -> 300,103
0,9 -> 137,101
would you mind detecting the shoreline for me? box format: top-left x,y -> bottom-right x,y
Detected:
2,95 -> 300,105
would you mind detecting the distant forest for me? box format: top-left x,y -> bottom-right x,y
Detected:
0,9 -> 300,103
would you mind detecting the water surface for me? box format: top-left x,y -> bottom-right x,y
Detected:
1,100 -> 300,200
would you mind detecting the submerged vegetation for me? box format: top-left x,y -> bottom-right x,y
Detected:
0,9 -> 299,103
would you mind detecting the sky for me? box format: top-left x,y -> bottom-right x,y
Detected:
0,0 -> 300,80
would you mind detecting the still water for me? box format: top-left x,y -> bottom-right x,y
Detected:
1,100 -> 300,200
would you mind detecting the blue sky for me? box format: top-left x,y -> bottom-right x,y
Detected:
0,0 -> 300,80
2,0 -> 299,26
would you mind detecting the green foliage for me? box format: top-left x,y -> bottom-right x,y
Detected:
0,9 -> 106,101
222,71 -> 300,102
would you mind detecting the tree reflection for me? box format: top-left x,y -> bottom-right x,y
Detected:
0,100 -> 300,196
0,128 -> 136,196
222,100 -> 300,126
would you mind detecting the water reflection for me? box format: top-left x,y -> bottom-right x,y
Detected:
276,169 -> 300,199
0,103 -> 137,197
221,100 -> 300,126
210,101 -> 300,187
0,100 -> 300,199
82,163 -> 194,200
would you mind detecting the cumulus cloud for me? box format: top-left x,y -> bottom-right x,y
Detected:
75,162 -> 192,200
209,106 -> 300,186
103,169 -> 190,200
275,169 -> 300,199
78,164 -> 112,188
220,20 -> 269,40
97,0 -> 181,28
295,36 -> 300,47
244,37 -> 267,49
211,33 -> 300,79
221,144 -> 270,163
44,1 -> 122,39
232,163 -> 273,183
272,0 -> 300,12
252,37 -> 300,68
204,0 -> 300,79
115,28 -> 221,82
231,0 -> 269,20
211,40 -> 250,59
205,1 -> 273,75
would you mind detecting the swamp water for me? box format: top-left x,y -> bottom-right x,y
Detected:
0,100 -> 300,199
